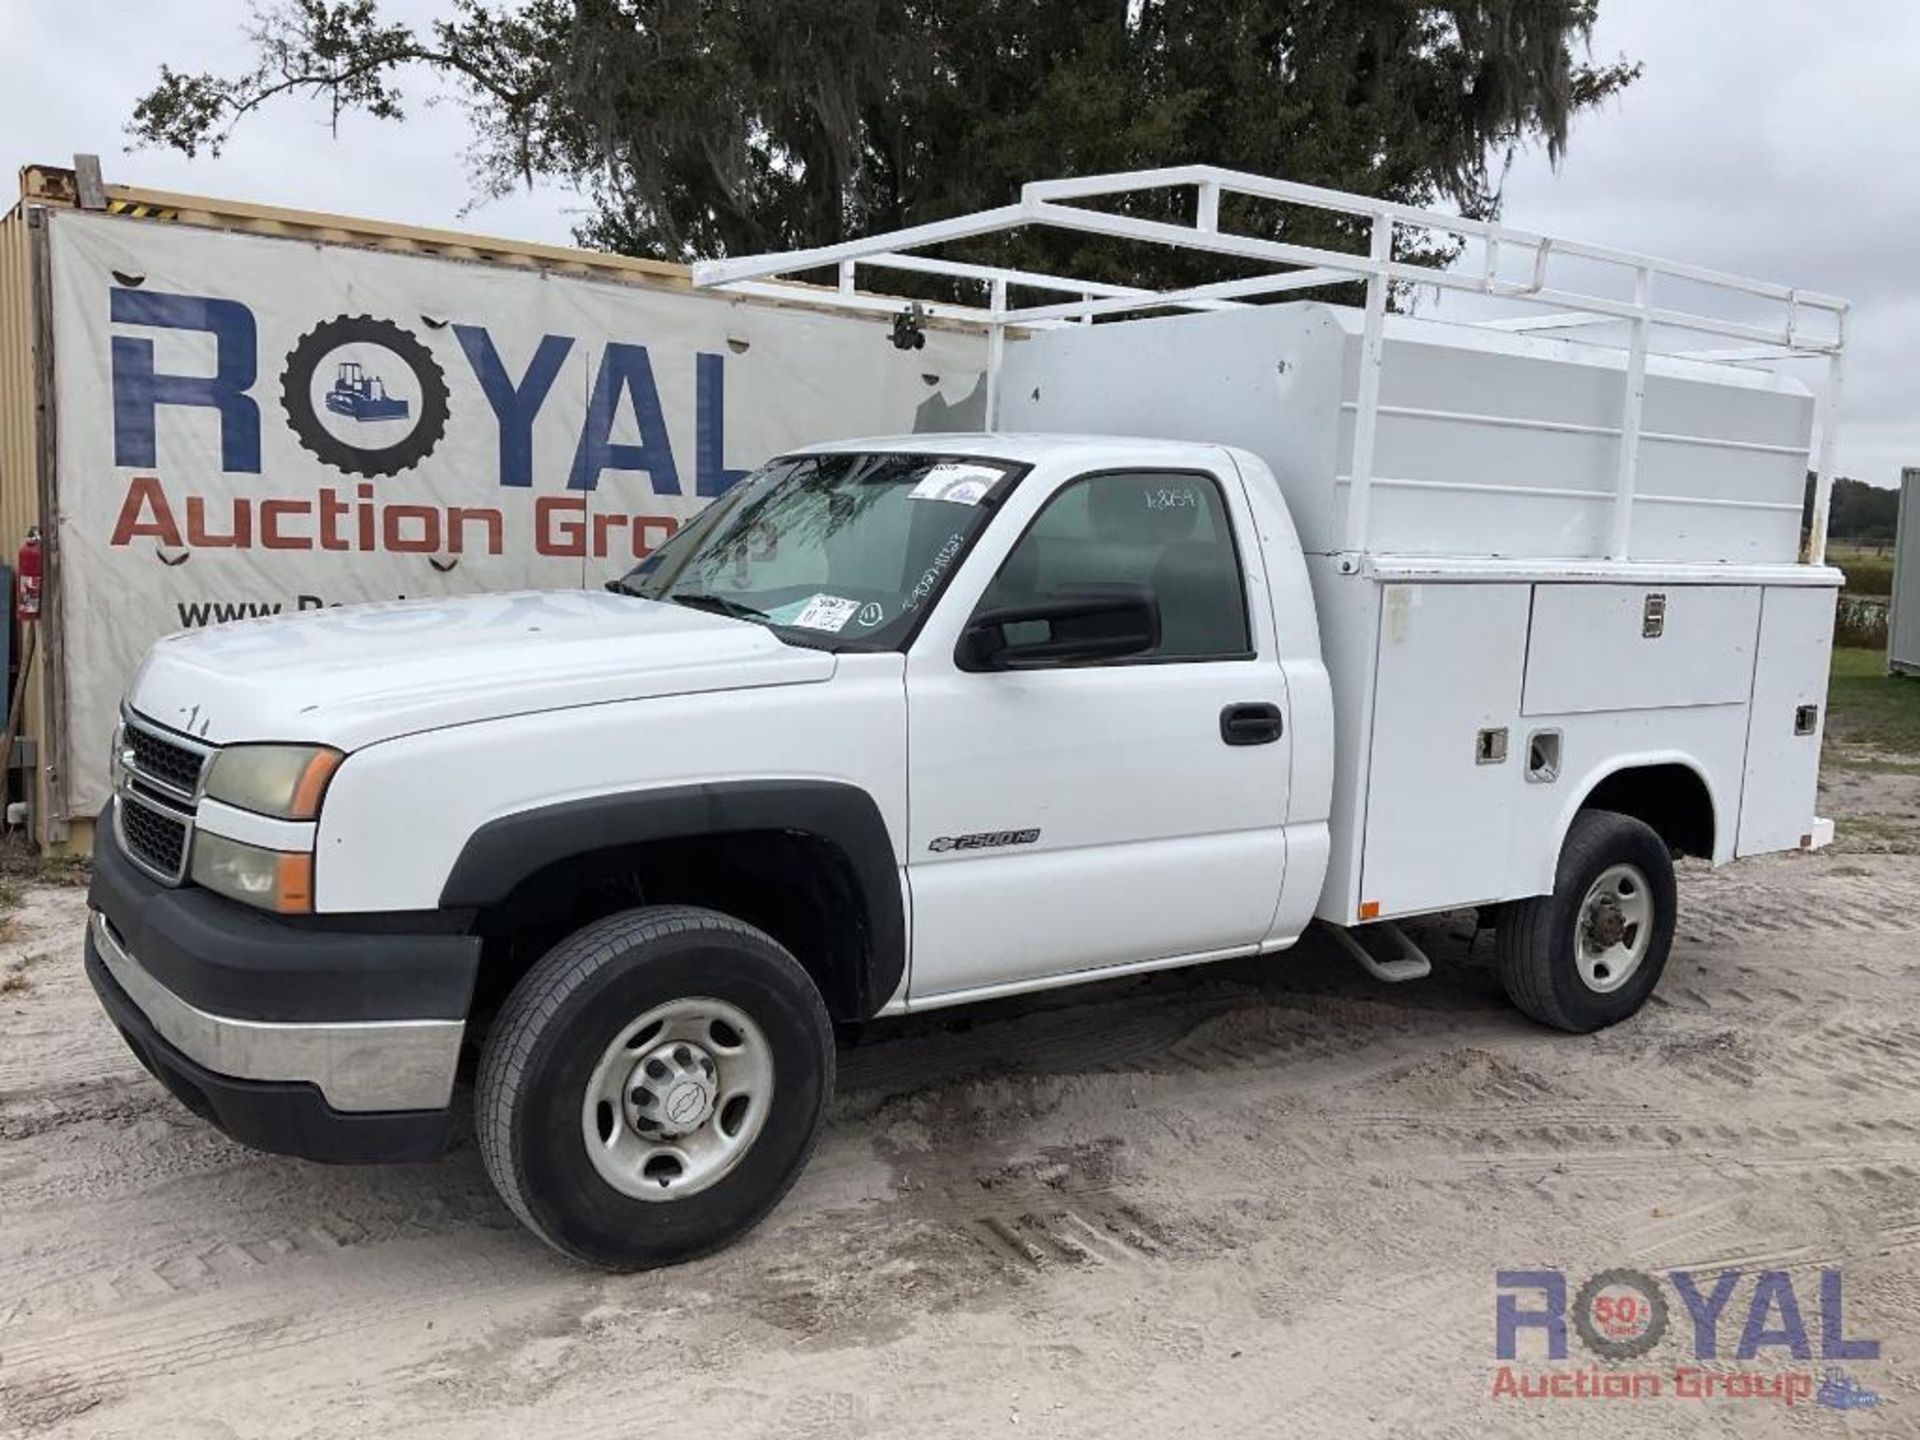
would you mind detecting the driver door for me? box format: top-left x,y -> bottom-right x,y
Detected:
903,464 -> 1292,1002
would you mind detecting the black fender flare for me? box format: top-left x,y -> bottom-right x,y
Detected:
437,781 -> 905,1017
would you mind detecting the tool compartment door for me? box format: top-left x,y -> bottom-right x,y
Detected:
1737,585 -> 1837,856
1522,585 -> 1761,716
1360,582 -> 1531,917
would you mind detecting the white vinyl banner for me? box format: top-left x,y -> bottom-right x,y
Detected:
48,211 -> 988,816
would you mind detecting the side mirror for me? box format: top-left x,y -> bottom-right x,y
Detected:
959,585 -> 1161,671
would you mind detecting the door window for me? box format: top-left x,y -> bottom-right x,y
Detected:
976,470 -> 1251,660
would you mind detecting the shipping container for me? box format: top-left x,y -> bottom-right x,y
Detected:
0,159 -> 993,853
1894,467 -> 1920,676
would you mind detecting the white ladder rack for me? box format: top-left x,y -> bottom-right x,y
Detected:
691,164 -> 1849,564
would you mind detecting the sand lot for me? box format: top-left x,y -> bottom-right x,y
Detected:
2,759 -> 1918,1437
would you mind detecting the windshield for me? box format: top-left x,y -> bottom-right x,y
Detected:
611,451 -> 1022,649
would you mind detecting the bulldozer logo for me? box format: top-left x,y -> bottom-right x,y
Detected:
279,315 -> 451,477
325,361 -> 409,422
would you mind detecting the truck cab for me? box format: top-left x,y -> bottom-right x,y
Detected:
88,436 -> 1336,1255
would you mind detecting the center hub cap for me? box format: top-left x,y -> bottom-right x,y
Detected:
1586,895 -> 1628,950
625,1040 -> 719,1139
583,995 -> 776,1203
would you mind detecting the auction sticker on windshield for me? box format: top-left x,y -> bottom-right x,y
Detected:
909,462 -> 1001,506
790,594 -> 862,632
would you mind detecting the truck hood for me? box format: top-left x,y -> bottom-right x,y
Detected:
127,590 -> 836,748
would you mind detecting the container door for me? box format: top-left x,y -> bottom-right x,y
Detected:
1894,472 -> 1920,674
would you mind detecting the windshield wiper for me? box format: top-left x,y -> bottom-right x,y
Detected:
667,592 -> 767,622
604,577 -> 651,598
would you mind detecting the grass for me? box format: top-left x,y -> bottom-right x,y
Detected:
1835,594 -> 1890,649
32,854 -> 92,888
1829,544 -> 1896,598
1827,647 -> 1920,755
0,832 -> 89,888
1833,815 -> 1920,856
0,878 -> 18,947
1828,753 -> 1920,776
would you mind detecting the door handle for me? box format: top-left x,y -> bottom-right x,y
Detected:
1220,702 -> 1284,746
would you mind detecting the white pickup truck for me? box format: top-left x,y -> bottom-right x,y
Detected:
84,169 -> 1846,1269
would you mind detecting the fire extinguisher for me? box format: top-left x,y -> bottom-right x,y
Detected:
2,528 -> 44,816
16,528 -> 42,622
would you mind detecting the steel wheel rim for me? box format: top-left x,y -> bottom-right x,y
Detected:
581,996 -> 774,1202
1575,862 -> 1654,994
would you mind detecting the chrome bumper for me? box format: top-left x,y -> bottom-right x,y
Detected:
88,909 -> 464,1113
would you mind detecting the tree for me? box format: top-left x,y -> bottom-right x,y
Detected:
130,0 -> 1638,281
1807,475 -> 1901,548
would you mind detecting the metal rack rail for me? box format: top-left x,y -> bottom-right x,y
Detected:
692,164 -> 1849,564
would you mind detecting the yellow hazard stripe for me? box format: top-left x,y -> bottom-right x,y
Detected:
106,200 -> 179,221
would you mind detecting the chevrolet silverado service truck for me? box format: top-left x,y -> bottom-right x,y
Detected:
84,168 -> 1847,1269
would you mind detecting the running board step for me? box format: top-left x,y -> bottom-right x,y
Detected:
1326,920 -> 1432,984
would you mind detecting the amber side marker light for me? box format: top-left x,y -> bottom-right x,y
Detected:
1359,900 -> 1381,921
290,749 -> 345,820
275,853 -> 315,914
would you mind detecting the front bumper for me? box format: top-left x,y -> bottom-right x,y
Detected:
86,808 -> 480,1163
86,934 -> 455,1163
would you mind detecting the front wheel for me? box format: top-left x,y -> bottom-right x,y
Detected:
1498,810 -> 1676,1033
476,905 -> 834,1269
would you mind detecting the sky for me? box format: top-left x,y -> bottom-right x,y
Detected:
2,0 -> 1913,487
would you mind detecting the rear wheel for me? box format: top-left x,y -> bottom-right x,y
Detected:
1498,810 -> 1676,1033
477,905 -> 834,1269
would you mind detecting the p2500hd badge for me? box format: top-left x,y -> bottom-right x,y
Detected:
928,829 -> 1041,853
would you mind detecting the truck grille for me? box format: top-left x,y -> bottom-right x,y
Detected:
115,712 -> 213,886
124,724 -> 208,796
118,793 -> 191,880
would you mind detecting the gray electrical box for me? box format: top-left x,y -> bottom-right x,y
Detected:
1893,468 -> 1920,676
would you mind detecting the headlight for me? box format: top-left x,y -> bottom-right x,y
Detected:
190,831 -> 314,914
203,744 -> 342,819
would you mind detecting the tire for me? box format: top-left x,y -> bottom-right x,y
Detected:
280,314 -> 450,477
476,905 -> 834,1270
1498,810 -> 1676,1033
